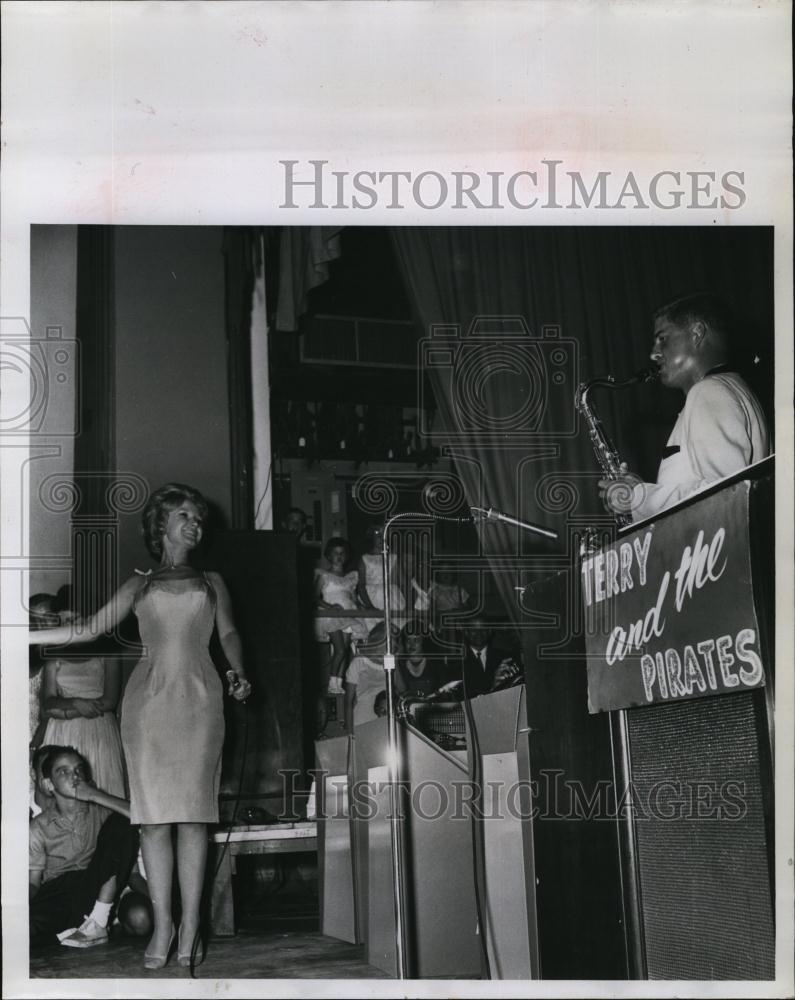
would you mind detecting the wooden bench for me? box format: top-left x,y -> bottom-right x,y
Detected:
208,821 -> 318,937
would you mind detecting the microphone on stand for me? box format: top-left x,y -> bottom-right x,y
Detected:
470,506 -> 558,540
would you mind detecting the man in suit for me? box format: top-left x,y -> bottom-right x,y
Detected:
459,619 -> 521,699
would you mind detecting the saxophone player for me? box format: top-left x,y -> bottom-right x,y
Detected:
599,292 -> 770,522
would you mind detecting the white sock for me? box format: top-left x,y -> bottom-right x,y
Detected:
88,900 -> 112,928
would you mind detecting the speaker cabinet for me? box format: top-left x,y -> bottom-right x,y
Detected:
620,691 -> 774,980
612,473 -> 775,980
199,530 -> 303,806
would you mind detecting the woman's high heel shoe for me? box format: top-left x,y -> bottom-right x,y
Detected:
143,925 -> 175,971
177,927 -> 204,968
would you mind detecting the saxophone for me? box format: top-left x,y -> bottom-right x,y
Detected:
575,367 -> 658,529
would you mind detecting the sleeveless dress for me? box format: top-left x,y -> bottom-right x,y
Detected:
361,552 -> 406,611
121,572 -> 224,824
313,569 -> 369,642
42,657 -> 126,800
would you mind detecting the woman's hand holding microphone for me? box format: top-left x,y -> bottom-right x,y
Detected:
226,670 -> 251,702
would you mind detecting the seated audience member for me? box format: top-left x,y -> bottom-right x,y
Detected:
395,619 -> 442,700
283,506 -> 324,562
357,524 -> 406,614
373,690 -> 388,718
428,570 -> 471,616
29,594 -> 59,747
29,746 -> 139,949
282,506 -> 309,542
29,595 -> 59,813
425,569 -> 473,646
116,853 -> 154,939
454,618 -> 522,699
31,743 -> 57,819
600,292 -> 770,522
39,586 -> 126,805
314,536 -> 368,696
344,621 -> 400,731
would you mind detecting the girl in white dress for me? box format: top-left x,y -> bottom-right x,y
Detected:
29,593 -> 58,816
357,523 -> 406,616
315,537 -> 368,695
41,655 -> 125,799
40,590 -> 126,803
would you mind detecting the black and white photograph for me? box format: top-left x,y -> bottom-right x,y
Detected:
2,4 -> 792,999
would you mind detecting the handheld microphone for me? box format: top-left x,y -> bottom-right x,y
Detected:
226,670 -> 242,691
470,506 -> 557,539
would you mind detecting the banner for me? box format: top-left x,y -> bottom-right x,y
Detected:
584,482 -> 764,714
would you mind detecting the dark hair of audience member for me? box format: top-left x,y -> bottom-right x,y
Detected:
40,745 -> 92,783
118,891 -> 154,938
364,523 -> 385,550
30,593 -> 58,629
323,536 -> 351,561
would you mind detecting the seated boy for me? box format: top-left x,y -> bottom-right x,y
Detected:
343,621 -> 400,732
29,745 -> 139,948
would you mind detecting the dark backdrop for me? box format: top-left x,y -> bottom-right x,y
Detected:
391,226 -> 774,618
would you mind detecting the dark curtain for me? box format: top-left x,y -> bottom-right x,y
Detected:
390,226 -> 773,620
275,226 -> 344,331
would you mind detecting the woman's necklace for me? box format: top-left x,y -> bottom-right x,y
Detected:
160,557 -> 189,573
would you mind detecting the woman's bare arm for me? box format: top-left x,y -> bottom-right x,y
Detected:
208,572 -> 251,700
315,570 -> 335,609
357,560 -> 374,609
28,575 -> 144,648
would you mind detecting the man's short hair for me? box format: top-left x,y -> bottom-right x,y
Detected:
653,292 -> 735,350
40,745 -> 91,782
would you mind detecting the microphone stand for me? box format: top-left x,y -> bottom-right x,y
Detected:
381,509 -> 470,979
379,507 -> 555,980
381,511 -> 411,980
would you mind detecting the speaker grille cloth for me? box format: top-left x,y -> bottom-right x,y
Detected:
627,693 -> 774,980
407,702 -> 467,751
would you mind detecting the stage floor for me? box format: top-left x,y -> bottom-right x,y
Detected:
30,924 -> 391,981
